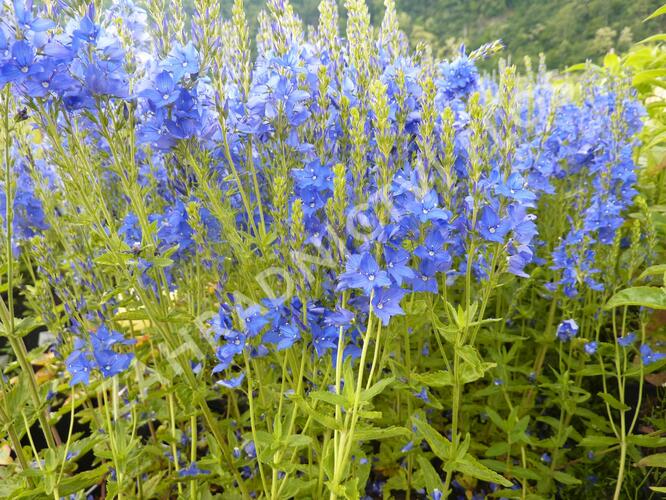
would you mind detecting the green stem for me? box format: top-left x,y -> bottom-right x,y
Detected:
1,87 -> 57,451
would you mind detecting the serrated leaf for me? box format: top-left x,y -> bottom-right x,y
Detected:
361,376 -> 395,402
455,454 -> 513,487
413,370 -> 453,387
354,425 -> 410,441
416,455 -> 444,497
480,459 -> 541,481
412,418 -> 452,460
309,390 -> 349,408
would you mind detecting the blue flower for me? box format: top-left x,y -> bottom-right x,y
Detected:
371,287 -> 406,326
495,173 -> 536,205
237,307 -> 267,338
90,325 -> 135,378
477,205 -> 511,243
556,319 -> 578,342
65,342 -> 94,386
338,253 -> 391,295
263,322 -> 301,351
178,462 -> 210,477
584,341 -> 598,355
406,190 -> 450,224
437,53 -> 479,101
400,441 -> 414,453
162,42 -> 199,80
312,323 -> 339,357
639,344 -> 665,365
617,333 -> 636,348
84,59 -> 129,98
12,0 -> 55,34
408,260 -> 438,294
23,61 -> 76,97
414,230 -> 452,272
1,41 -> 40,83
140,70 -> 181,108
216,373 -> 245,389
72,15 -> 100,46
119,212 -> 142,248
414,387 -> 430,402
383,247 -> 415,286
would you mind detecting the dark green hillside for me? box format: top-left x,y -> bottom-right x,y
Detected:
231,0 -> 665,67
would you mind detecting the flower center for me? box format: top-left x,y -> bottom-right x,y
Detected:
21,66 -> 29,73
367,274 -> 375,282
489,227 -> 496,234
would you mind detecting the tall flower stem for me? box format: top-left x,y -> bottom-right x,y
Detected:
1,87 -> 57,452
331,293 -> 375,499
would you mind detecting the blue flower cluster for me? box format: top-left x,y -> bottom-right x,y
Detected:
0,0 -> 660,388
66,324 -> 135,386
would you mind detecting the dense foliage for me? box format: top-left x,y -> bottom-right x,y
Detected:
233,0 -> 666,68
0,0 -> 664,499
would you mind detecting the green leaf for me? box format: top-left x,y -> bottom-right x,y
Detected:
279,478 -> 316,498
458,345 -> 496,384
634,69 -> 666,85
484,442 -> 510,457
598,392 -> 630,411
412,418 -> 452,460
290,395 -> 341,431
413,370 -> 453,387
480,459 -> 540,481
416,455 -> 444,497
361,376 -> 395,402
638,34 -> 666,44
284,434 -> 312,449
628,435 -> 666,448
58,465 -> 109,496
639,264 -> 666,281
636,453 -> 666,468
552,471 -> 582,485
579,435 -> 618,448
455,454 -> 513,487
650,486 -> 666,493
605,286 -> 666,310
354,425 -> 410,442
603,52 -> 620,69
645,4 -> 666,20
309,390 -> 349,408
94,251 -> 121,266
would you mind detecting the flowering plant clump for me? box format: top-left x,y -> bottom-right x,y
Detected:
0,0 -> 664,499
